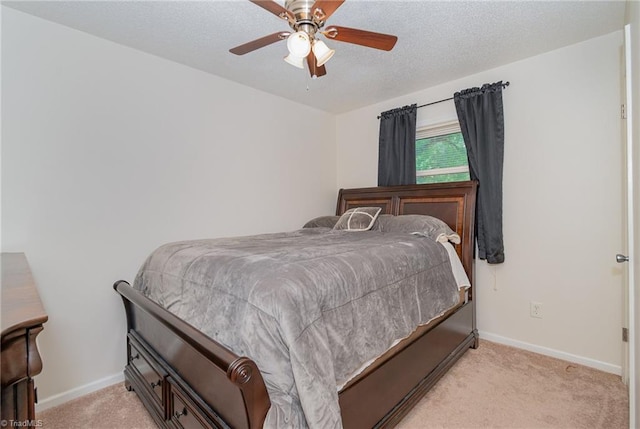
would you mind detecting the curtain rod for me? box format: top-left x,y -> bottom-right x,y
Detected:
377,81 -> 510,119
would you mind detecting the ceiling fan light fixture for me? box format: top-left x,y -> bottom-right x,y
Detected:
312,40 -> 335,67
286,31 -> 311,57
229,0 -> 399,78
284,53 -> 305,69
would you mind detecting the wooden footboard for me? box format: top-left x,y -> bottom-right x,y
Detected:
114,280 -> 270,429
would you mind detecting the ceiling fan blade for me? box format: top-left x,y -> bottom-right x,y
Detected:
230,32 -> 289,55
323,26 -> 398,51
249,0 -> 294,22
306,53 -> 327,78
310,0 -> 345,21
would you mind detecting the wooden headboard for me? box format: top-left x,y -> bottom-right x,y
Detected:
336,181 -> 478,287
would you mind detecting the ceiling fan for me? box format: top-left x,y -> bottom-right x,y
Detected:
229,0 -> 398,78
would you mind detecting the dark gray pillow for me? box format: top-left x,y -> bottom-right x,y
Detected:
303,215 -> 340,229
333,207 -> 382,231
373,214 -> 459,242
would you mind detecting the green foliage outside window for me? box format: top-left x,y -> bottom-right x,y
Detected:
416,132 -> 470,184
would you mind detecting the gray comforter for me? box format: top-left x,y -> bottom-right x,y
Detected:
133,228 -> 461,428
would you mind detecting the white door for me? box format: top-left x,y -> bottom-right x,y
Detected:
622,23 -> 638,429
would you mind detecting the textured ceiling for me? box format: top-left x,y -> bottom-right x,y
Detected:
2,0 -> 627,113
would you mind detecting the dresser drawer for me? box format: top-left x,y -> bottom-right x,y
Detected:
168,378 -> 220,429
128,335 -> 167,415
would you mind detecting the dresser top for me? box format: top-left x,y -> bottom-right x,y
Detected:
1,253 -> 48,337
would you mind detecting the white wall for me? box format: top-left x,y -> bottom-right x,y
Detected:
337,32 -> 625,372
1,7 -> 336,406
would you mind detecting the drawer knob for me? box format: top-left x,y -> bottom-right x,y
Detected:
150,380 -> 162,389
130,353 -> 140,361
174,407 -> 188,419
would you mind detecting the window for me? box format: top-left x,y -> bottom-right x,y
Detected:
416,121 -> 470,184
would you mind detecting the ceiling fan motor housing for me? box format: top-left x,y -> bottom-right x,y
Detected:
285,0 -> 326,35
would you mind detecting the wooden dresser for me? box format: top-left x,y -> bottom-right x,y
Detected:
1,253 -> 48,422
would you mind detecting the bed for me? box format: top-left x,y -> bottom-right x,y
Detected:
113,180 -> 478,429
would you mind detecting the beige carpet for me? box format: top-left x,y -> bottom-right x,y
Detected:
38,341 -> 628,428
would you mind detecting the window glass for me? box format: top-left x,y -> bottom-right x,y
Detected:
416,122 -> 470,184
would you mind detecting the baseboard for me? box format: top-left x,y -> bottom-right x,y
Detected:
36,333 -> 621,411
479,331 -> 622,376
35,372 -> 124,412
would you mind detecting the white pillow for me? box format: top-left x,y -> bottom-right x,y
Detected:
333,207 -> 382,232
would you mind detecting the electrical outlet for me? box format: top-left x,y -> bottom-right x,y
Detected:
530,301 -> 543,319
